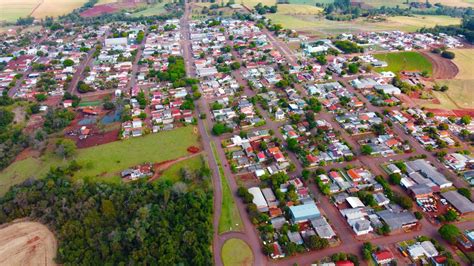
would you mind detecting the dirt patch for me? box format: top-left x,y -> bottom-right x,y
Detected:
14,148 -> 41,162
68,128 -> 120,149
0,221 -> 58,266
420,51 -> 458,79
425,108 -> 474,117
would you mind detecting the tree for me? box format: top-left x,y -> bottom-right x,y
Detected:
438,224 -> 461,244
362,242 -> 374,260
443,209 -> 459,222
0,108 -> 14,129
457,187 -> 471,199
55,138 -> 77,159
389,173 -> 402,185
35,93 -> 48,102
307,235 -> 329,250
62,59 -> 75,67
441,51 -> 455,59
348,63 -> 359,74
361,145 -> 373,155
460,115 -> 471,125
414,211 -> 423,220
212,123 -> 231,136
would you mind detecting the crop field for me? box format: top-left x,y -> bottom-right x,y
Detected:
222,238 -> 253,266
374,51 -> 433,75
423,49 -> 474,110
451,49 -> 474,79
31,0 -> 87,18
265,14 -> 459,37
0,222 -> 57,266
0,0 -> 87,22
0,126 -> 199,195
0,0 -> 40,23
425,79 -> 474,110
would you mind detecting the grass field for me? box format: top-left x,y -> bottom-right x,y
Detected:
274,4 -> 322,14
221,238 -> 253,266
0,126 -> 199,195
159,155 -> 204,183
265,14 -> 459,37
373,51 -> 433,75
131,2 -> 169,17
95,0 -> 117,5
423,49 -> 474,110
211,142 -> 243,234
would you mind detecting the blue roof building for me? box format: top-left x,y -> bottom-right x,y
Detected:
289,202 -> 321,223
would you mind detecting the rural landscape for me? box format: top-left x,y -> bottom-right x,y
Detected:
0,0 -> 474,265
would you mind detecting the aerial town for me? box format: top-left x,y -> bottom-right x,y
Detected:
0,0 -> 473,265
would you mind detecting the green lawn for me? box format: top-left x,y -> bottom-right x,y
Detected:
0,126 -> 199,195
159,155 -> 204,183
221,238 -> 253,266
211,142 -> 243,234
373,51 -> 433,75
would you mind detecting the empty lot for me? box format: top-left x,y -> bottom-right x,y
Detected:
0,221 -> 57,266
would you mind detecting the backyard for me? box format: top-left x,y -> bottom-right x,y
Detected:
0,126 -> 199,195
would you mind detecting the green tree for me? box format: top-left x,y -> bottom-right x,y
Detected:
457,187 -> 471,199
55,138 -> 77,159
361,145 -> 373,155
438,224 -> 461,244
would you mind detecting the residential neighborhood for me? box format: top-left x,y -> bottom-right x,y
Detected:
0,0 -> 473,265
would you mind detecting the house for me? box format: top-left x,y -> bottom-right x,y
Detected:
248,187 -> 269,212
377,210 -> 418,231
431,255 -> 447,266
407,241 -> 438,260
289,202 -> 321,223
352,219 -> 373,236
310,217 -> 336,239
374,193 -> 390,206
372,249 -> 395,265
287,231 -> 304,244
441,190 -> 474,215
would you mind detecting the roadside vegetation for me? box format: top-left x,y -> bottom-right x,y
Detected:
211,142 -> 244,233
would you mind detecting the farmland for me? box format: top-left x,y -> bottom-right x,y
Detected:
423,49 -> 474,110
451,49 -> 474,79
373,51 -> 433,75
221,238 -> 253,266
0,222 -> 57,266
0,0 -> 87,22
0,126 -> 199,195
265,14 -> 459,37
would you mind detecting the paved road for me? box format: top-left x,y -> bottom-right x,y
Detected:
67,30 -> 110,95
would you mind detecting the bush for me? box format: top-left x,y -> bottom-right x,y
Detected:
212,123 -> 231,136
441,51 -> 455,59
